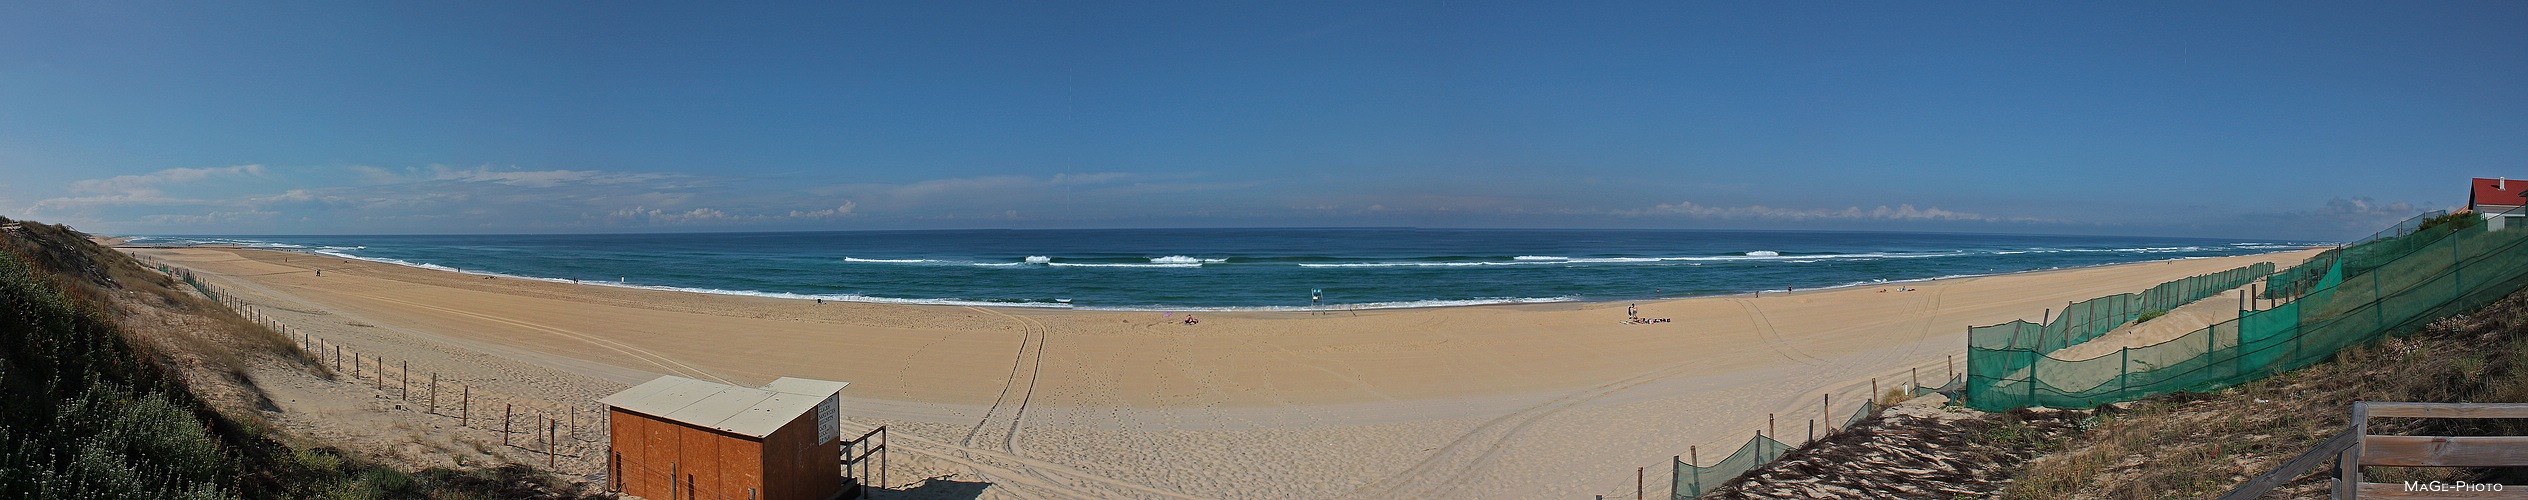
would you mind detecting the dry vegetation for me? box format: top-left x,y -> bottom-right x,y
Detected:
1708,401 -> 2086,499
2004,289 -> 2528,500
1706,287 -> 2528,499
0,218 -> 600,499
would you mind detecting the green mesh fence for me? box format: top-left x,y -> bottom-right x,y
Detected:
1967,207 -> 2528,411
1912,373 -> 1963,398
2262,249 -> 2340,301
1670,397 -> 1894,499
1838,401 -> 1874,431
1671,432 -> 1791,498
1965,262 -> 2273,361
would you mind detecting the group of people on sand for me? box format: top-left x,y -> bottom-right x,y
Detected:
1878,286 -> 1917,293
1623,304 -> 1671,325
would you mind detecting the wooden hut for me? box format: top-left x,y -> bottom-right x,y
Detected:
603,376 -> 849,500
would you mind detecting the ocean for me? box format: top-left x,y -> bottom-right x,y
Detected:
129,229 -> 2312,311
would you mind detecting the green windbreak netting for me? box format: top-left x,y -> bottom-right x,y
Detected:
1964,261 -> 2274,382
1967,207 -> 2528,411
1671,433 -> 1791,499
1670,400 -> 1889,499
2262,249 -> 2340,301
1912,374 -> 1964,398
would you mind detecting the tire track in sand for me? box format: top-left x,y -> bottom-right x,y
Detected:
1732,298 -> 1828,366
1355,355 -> 1712,498
961,307 -> 1047,451
856,417 -> 1210,500
350,294 -> 735,385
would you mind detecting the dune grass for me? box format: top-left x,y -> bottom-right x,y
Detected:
2002,289 -> 2528,499
0,218 -> 593,499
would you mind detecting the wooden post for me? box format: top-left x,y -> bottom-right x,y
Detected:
549,419 -> 558,468
504,404 -> 513,446
400,361 -> 407,399
1823,393 -> 1831,433
1948,355 -> 1954,379
375,356 -> 384,391
462,386 -> 469,425
1808,419 -> 1814,443
430,373 -> 438,414
1689,446 -> 1700,493
2338,402 -> 2366,499
1872,378 -> 1878,403
881,426 -> 888,489
1768,413 -> 1775,439
2120,348 -> 2131,397
1637,466 -> 1644,500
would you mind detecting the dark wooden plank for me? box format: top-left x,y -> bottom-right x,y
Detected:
2363,402 -> 2528,419
2358,481 -> 2528,499
2215,427 -> 2360,500
2344,402 -> 2369,499
2360,435 -> 2528,467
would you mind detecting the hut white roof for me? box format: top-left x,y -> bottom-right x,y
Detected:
600,375 -> 847,439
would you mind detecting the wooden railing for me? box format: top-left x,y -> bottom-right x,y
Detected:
2337,402 -> 2528,499
2222,402 -> 2528,500
841,425 -> 888,499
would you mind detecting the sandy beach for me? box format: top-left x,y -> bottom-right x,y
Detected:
131,246 -> 2320,499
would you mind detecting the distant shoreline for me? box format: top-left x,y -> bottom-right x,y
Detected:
199,243 -> 2321,313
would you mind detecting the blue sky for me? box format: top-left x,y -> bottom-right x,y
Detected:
1,2 -> 2521,240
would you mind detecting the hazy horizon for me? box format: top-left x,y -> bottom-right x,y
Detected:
113,225 -> 2321,246
5,2 -> 2523,241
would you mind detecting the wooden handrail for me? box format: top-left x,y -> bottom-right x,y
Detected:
2362,402 -> 2528,419
2336,402 -> 2528,499
2359,436 -> 2528,467
2216,427 -> 2360,500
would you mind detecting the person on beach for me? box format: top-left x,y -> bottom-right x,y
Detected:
1627,304 -> 1637,318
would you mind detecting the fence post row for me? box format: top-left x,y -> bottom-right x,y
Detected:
162,260 -> 596,472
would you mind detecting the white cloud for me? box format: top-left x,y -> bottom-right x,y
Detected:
139,210 -> 278,225
68,164 -> 266,195
787,201 -> 856,219
430,165 -> 673,188
818,172 -> 1183,201
606,206 -> 733,225
34,164 -> 268,211
2320,197 -> 2416,217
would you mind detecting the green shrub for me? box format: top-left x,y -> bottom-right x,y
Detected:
2416,211 -> 2479,232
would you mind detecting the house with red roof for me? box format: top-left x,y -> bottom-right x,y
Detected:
2472,177 -> 2526,231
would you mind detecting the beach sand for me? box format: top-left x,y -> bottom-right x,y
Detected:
132,246 -> 2321,499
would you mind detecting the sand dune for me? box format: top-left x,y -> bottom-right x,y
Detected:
136,246 -> 2319,499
